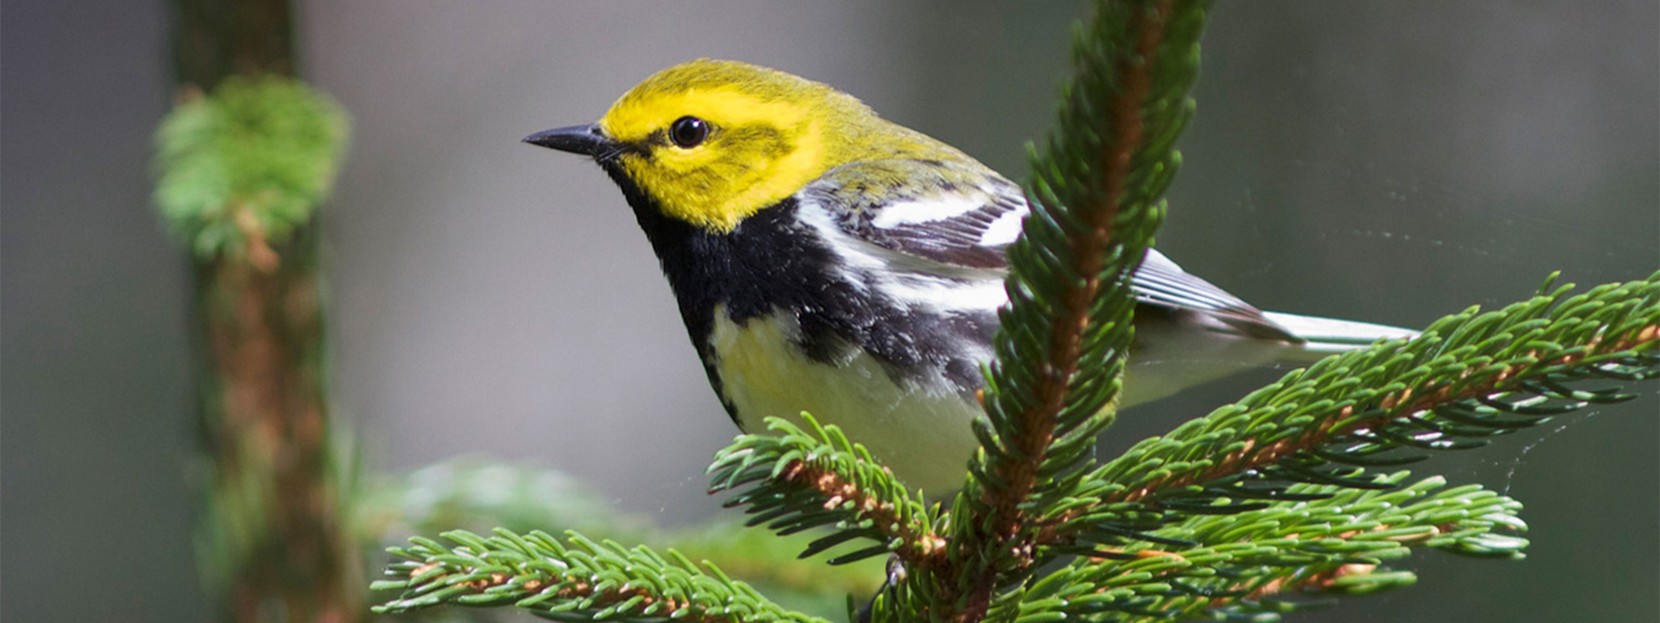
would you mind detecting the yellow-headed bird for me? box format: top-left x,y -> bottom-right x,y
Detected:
526,60 -> 1413,494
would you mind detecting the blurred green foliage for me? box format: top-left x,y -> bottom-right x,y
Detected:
153,76 -> 348,259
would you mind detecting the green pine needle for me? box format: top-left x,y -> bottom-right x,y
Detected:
708,414 -> 940,566
1039,274 -> 1659,553
994,473 -> 1526,622
965,0 -> 1209,518
936,2 -> 1214,620
360,460 -> 883,618
373,528 -> 830,623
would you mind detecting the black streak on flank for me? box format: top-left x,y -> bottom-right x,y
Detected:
599,162 -> 995,427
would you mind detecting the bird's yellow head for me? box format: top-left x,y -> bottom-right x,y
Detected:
527,59 -> 950,233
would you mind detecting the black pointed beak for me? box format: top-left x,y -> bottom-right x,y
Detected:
523,123 -> 613,155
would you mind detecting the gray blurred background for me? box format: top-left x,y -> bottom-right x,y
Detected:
4,1 -> 1656,621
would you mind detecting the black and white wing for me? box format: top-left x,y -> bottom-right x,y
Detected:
800,159 -> 1298,341
802,159 -> 1027,272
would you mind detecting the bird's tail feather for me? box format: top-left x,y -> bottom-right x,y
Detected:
1263,310 -> 1418,363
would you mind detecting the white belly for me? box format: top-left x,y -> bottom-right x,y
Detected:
708,308 -> 982,496
703,305 -> 1338,497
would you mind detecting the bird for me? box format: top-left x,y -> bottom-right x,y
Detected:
525,59 -> 1415,495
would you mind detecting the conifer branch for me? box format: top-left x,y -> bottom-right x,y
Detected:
1040,274 -> 1659,553
708,415 -> 941,567
992,474 -> 1526,622
362,460 -> 884,614
373,529 -> 829,623
940,1 -> 1210,620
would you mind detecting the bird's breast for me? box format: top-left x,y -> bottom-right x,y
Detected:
705,306 -> 984,495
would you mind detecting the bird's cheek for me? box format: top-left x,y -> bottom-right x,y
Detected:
640,169 -> 721,226
652,143 -> 717,172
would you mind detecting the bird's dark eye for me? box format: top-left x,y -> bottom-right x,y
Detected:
669,116 -> 709,148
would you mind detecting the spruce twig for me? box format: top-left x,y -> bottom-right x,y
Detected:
994,474 -> 1528,622
937,1 -> 1210,621
373,529 -> 831,623
709,415 -> 941,567
1038,274 -> 1660,554
362,460 -> 884,617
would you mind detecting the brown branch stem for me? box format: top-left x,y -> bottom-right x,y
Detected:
946,2 -> 1175,622
777,460 -> 945,564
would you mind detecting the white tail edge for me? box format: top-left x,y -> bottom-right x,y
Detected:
1263,310 -> 1419,361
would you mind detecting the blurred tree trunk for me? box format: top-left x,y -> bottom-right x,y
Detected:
169,1 -> 362,621
173,0 -> 295,87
